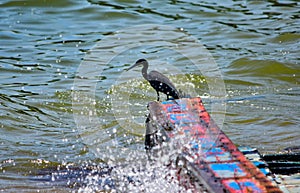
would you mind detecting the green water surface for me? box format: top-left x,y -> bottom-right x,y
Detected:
0,0 -> 299,191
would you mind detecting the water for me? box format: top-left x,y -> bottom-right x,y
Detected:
0,0 -> 299,192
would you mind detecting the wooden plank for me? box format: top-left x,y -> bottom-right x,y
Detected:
148,97 -> 283,193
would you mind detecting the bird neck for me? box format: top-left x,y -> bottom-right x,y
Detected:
141,64 -> 148,80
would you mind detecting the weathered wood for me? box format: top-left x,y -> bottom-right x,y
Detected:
148,97 -> 283,193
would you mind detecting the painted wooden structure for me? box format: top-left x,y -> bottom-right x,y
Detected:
147,97 -> 282,193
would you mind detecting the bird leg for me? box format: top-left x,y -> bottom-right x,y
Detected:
156,91 -> 160,101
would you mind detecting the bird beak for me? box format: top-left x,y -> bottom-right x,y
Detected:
126,62 -> 139,71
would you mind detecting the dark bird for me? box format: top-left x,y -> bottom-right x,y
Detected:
127,59 -> 180,101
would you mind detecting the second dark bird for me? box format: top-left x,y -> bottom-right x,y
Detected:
127,59 -> 180,101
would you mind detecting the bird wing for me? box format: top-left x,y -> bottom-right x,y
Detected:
148,70 -> 177,90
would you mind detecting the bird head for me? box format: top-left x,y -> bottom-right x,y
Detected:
127,58 -> 148,71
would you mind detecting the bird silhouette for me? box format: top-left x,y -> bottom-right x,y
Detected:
127,59 -> 180,101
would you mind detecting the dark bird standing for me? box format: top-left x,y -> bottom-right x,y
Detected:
127,59 -> 180,101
